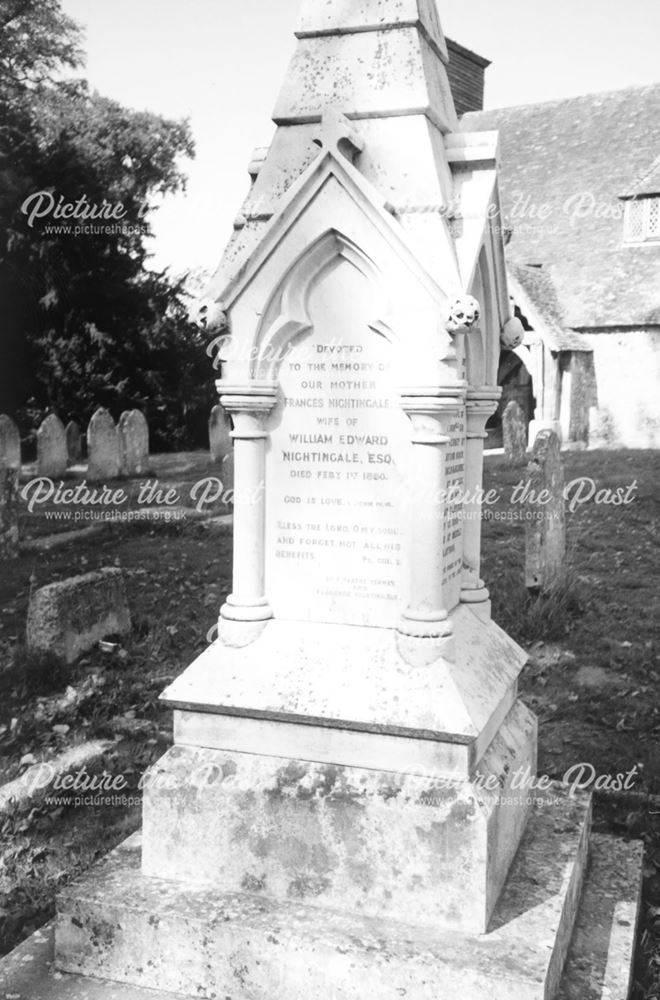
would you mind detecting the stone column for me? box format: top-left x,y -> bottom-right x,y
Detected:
218,383 -> 278,623
460,387 -> 500,616
398,388 -> 464,639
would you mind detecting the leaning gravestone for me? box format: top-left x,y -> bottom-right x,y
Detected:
36,414 -> 67,477
0,464 -> 19,560
65,420 -> 83,465
50,2 -> 640,998
117,409 -> 149,476
0,415 -> 21,471
502,399 -> 527,465
87,408 -> 120,481
525,428 -> 567,593
26,567 -> 131,663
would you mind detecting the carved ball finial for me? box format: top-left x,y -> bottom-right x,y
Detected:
444,295 -> 480,335
501,316 -> 524,349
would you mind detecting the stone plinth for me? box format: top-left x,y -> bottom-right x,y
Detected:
143,699 -> 535,935
56,789 -> 592,999
1,830 -> 641,1000
162,610 -> 525,768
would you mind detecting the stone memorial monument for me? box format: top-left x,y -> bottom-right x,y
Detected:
5,2 -> 639,998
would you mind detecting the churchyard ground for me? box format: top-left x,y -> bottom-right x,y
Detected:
0,448 -> 658,997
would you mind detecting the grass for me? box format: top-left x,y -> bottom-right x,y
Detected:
0,447 -> 659,993
482,449 -> 660,1000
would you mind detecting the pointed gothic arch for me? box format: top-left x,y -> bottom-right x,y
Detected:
252,230 -> 395,380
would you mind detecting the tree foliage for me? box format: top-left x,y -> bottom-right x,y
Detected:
0,0 -> 215,451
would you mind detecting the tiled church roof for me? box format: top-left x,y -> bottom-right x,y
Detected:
624,155 -> 660,198
509,263 -> 592,352
464,85 -> 660,328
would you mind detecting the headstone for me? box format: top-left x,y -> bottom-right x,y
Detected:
209,405 -> 232,463
0,415 -> 21,470
26,567 -> 131,664
502,399 -> 527,464
0,464 -> 19,560
87,408 -> 120,481
36,414 -> 67,477
117,409 -> 149,476
51,2 -> 636,998
65,420 -> 83,465
525,429 -> 567,593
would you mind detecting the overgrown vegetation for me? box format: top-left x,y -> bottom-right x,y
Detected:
0,0 -> 216,449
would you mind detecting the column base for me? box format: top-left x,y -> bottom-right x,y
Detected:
220,595 -> 273,622
397,611 -> 453,639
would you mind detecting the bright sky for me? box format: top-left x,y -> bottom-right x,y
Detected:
61,0 -> 660,279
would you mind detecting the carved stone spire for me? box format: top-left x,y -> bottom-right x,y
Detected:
275,0 -> 458,133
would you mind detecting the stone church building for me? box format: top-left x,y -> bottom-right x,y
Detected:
445,46 -> 660,448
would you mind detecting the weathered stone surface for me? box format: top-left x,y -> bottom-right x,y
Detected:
0,414 -> 21,469
0,464 -> 19,560
143,700 -> 535,935
37,414 -> 67,477
1,830 -> 641,1000
558,833 -> 644,1000
208,404 -> 232,463
65,420 -> 83,464
87,408 -> 120,481
56,788 -> 591,999
161,609 -> 527,775
26,568 -> 131,664
117,409 -> 149,476
295,0 -> 449,64
0,923 -> 190,1000
273,29 -> 458,133
525,429 -> 567,593
502,399 -> 527,464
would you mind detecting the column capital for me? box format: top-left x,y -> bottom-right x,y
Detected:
399,385 -> 467,411
399,387 -> 466,446
465,386 -> 501,439
217,381 -> 279,439
466,385 -> 501,408
217,380 -> 279,412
